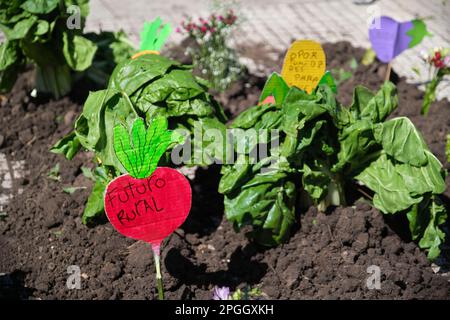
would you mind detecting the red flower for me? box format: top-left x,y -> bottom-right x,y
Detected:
434,59 -> 444,68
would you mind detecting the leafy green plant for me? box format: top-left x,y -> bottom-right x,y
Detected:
330,58 -> 358,86
177,9 -> 243,92
82,30 -> 136,88
0,0 -> 135,98
219,73 -> 447,260
52,19 -> 227,224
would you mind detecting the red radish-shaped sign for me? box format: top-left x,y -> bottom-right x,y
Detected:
104,117 -> 190,299
104,168 -> 191,245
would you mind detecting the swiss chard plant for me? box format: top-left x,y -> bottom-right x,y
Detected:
219,73 -> 448,260
52,18 -> 227,224
0,0 -> 135,98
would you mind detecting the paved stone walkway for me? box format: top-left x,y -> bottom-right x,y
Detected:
87,0 -> 450,100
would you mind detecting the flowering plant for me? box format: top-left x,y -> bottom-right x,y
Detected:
212,286 -> 263,300
177,10 -> 243,92
420,47 -> 450,115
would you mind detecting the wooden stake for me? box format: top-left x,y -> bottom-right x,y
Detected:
385,62 -> 392,82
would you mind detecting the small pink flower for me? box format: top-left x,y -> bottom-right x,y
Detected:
175,27 -> 181,33
444,56 -> 450,67
212,286 -> 230,300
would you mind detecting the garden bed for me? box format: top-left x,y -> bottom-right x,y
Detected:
0,42 -> 449,299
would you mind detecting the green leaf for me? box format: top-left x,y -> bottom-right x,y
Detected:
358,81 -> 398,123
82,178 -> 108,225
1,16 -> 37,40
355,154 -> 423,213
419,197 -> 446,260
51,131 -> 81,160
63,186 -> 86,194
333,119 -> 378,173
223,169 -> 297,246
34,20 -> 49,36
109,54 -> 180,96
219,155 -> 252,194
0,40 -> 23,92
355,151 -> 445,213
47,163 -> 60,181
259,72 -> 290,105
231,104 -> 281,130
374,117 -> 428,166
301,163 -> 330,201
0,41 -> 20,70
113,117 -> 184,178
81,166 -> 96,181
281,87 -> 329,136
408,196 -> 447,260
21,0 -> 59,14
63,32 -> 97,72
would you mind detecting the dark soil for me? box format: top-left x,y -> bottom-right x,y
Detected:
1,41 -> 450,300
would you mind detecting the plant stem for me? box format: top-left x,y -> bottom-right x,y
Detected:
152,244 -> 164,300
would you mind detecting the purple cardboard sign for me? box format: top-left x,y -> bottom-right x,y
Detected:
369,16 -> 430,63
369,16 -> 413,63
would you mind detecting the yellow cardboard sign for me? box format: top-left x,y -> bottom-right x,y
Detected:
281,40 -> 326,93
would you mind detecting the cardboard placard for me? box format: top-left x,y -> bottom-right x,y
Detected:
281,40 -> 326,93
104,167 -> 192,246
369,16 -> 430,63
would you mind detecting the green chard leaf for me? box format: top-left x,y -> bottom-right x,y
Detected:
51,131 -> 81,160
407,196 -> 447,260
0,40 -> 24,92
356,81 -> 398,123
373,117 -> 428,166
355,151 -> 445,214
82,178 -> 108,225
63,32 -> 97,72
224,168 -> 297,246
21,0 -> 59,14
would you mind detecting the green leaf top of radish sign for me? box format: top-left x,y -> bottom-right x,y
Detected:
140,17 -> 172,52
131,17 -> 172,59
113,117 -> 183,179
104,117 -> 191,300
